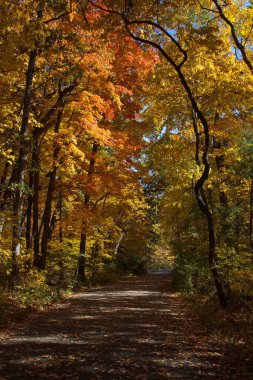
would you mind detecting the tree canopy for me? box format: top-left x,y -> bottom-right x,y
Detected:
0,0 -> 252,308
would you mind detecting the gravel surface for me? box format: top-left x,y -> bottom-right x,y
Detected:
0,275 -> 236,379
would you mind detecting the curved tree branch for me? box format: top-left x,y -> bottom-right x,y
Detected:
212,0 -> 253,74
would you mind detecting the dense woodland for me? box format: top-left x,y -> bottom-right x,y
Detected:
0,0 -> 252,310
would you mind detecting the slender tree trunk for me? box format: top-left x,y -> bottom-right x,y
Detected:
58,192 -> 65,289
40,110 -> 63,270
213,134 -> 228,207
0,162 -> 10,235
59,192 -> 63,243
32,143 -> 40,268
250,177 -> 253,253
91,242 -> 99,284
192,111 -> 228,307
114,232 -> 125,257
77,142 -> 99,284
39,168 -> 57,269
10,8 -> 43,285
48,202 -> 59,241
26,170 -> 34,251
11,50 -> 38,285
78,229 -> 87,284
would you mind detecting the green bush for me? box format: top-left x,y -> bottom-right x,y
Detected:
116,252 -> 148,275
173,248 -> 212,294
15,269 -> 57,307
90,269 -> 122,285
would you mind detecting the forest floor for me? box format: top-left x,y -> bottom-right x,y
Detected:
0,274 -> 252,379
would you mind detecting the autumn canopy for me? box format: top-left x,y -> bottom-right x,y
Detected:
0,0 -> 252,308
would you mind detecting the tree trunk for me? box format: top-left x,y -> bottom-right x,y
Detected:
213,135 -> 228,207
26,170 -> 34,251
114,232 -> 125,257
0,161 -> 9,235
10,8 -> 43,285
91,242 -> 99,284
192,111 -> 228,307
59,192 -> 63,243
77,229 -> 87,284
32,142 -> 40,268
77,142 -> 99,284
10,50 -> 38,285
250,177 -> 253,253
58,192 -> 65,289
40,110 -> 63,270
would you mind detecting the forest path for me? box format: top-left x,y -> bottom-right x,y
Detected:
0,274 -> 232,379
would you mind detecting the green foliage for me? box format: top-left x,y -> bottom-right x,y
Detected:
15,270 -> 57,307
46,239 -> 80,289
217,244 -> 253,298
90,267 -> 123,285
148,245 -> 174,270
117,252 -> 148,275
172,245 -> 213,294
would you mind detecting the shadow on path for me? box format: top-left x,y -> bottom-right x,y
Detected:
0,275 -> 231,379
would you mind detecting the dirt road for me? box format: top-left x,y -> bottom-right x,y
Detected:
0,275 -> 234,379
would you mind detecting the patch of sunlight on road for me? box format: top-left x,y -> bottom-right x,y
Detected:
77,290 -> 161,299
163,330 -> 183,335
135,338 -> 164,344
99,307 -> 154,312
3,336 -> 102,345
158,309 -> 179,313
70,315 -> 97,320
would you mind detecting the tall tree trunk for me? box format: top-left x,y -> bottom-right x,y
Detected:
78,229 -> 87,284
58,192 -> 65,289
40,110 -> 63,270
26,170 -> 34,251
250,176 -> 253,253
192,111 -> 228,307
91,242 -> 99,284
213,133 -> 228,208
10,8 -> 43,285
59,192 -> 63,244
0,162 -> 10,235
114,232 -> 125,257
77,142 -> 99,284
11,51 -> 37,284
32,142 -> 40,268
48,202 -> 59,241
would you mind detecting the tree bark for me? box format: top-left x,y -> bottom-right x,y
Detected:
10,50 -> 38,284
91,242 -> 99,284
77,142 -> 99,284
250,177 -> 253,253
114,232 -> 125,257
26,170 -> 34,251
10,8 -> 43,285
32,142 -> 41,268
78,229 -> 87,284
39,110 -> 63,270
0,161 -> 10,235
